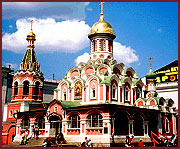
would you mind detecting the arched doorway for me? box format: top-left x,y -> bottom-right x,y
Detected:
148,113 -> 158,136
8,125 -> 16,145
133,113 -> 144,136
49,115 -> 62,137
114,111 -> 129,135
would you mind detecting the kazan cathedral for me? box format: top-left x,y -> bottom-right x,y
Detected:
2,3 -> 177,147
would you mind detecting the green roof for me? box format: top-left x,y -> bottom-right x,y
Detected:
133,79 -> 140,86
94,74 -> 102,82
146,72 -> 156,78
92,65 -> 98,70
140,97 -> 147,102
153,97 -> 161,105
101,74 -> 116,84
63,78 -> 71,86
60,101 -> 81,108
121,76 -> 129,83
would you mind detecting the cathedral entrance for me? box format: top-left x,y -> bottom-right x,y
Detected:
49,115 -> 62,137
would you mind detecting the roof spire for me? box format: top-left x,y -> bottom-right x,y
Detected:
31,20 -> 33,31
149,57 -> 153,72
99,2 -> 105,21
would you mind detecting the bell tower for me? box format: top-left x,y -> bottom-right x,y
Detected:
11,20 -> 44,102
88,2 -> 116,61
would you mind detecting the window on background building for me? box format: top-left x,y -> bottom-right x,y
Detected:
93,40 -> 97,51
112,84 -> 117,99
23,81 -> 29,95
9,110 -> 13,118
108,40 -> 112,52
67,114 -> 80,128
87,113 -> 103,128
35,117 -> 45,129
21,117 -> 30,129
14,82 -> 18,96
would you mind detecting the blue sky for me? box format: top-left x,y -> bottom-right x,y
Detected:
2,2 -> 178,80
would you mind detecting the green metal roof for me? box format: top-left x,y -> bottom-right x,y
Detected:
121,76 -> 129,83
60,100 -> 81,108
146,72 -> 156,78
62,78 -> 71,86
101,74 -> 116,84
133,78 -> 140,86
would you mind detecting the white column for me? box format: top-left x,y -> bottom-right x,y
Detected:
157,113 -> 162,133
80,119 -> 86,137
172,114 -> 176,135
45,116 -> 50,137
144,121 -> 149,137
122,86 -> 124,103
131,87 -> 133,105
103,118 -> 111,136
129,120 -> 134,136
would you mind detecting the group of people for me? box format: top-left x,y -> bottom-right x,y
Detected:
43,132 -> 64,147
81,137 -> 93,147
125,135 -> 144,147
32,126 -> 39,140
20,129 -> 30,145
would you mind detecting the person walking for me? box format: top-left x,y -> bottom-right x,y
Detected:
32,126 -> 35,138
35,127 -> 39,140
138,138 -> 144,147
88,138 -> 93,147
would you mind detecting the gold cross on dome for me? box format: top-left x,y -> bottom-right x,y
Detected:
99,2 -> 105,14
31,20 -> 33,31
149,57 -> 152,68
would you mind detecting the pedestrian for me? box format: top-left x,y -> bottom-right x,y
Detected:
24,131 -> 27,145
171,134 -> 176,146
20,132 -> 25,145
81,137 -> 88,147
138,138 -> 144,147
42,139 -> 47,147
12,132 -> 15,142
129,135 -> 134,147
46,137 -> 53,147
35,127 -> 39,140
32,126 -> 35,138
88,138 -> 93,147
125,136 -> 130,147
56,133 -> 61,147
59,132 -> 64,147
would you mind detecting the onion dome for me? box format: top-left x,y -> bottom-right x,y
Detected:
26,20 -> 36,41
146,57 -> 156,79
88,3 -> 116,38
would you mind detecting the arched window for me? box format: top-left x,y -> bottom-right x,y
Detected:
14,82 -> 18,96
23,81 -> 29,95
136,87 -> 141,99
21,117 -> 30,129
91,84 -> 96,99
108,40 -> 112,52
63,89 -> 67,101
93,40 -> 97,51
68,114 -> 80,128
35,81 -> 40,96
87,113 -> 103,128
100,39 -> 105,51
165,118 -> 169,133
125,85 -> 130,101
112,84 -> 117,99
35,117 -> 45,129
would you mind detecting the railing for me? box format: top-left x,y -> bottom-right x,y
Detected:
67,128 -> 80,135
86,128 -> 103,135
151,131 -> 159,146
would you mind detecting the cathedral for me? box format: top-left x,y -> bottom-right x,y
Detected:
2,3 -> 177,147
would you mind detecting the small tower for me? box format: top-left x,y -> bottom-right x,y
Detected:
88,2 -> 116,61
145,57 -> 157,98
11,20 -> 44,102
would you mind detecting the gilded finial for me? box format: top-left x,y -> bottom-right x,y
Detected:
148,57 -> 152,72
99,2 -> 105,14
31,20 -> 33,31
99,2 -> 105,21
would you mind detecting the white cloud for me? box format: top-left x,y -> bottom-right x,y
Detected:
113,42 -> 139,65
75,52 -> 90,66
3,2 -> 89,20
9,25 -> 13,28
3,62 -> 17,69
2,18 -> 91,53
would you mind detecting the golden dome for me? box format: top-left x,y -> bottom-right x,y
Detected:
27,31 -> 36,40
88,13 -> 116,37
